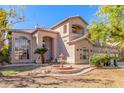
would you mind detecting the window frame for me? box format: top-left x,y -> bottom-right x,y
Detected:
14,36 -> 30,60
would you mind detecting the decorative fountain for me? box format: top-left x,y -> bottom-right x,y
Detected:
52,53 -> 73,70
49,53 -> 81,74
29,53 -> 85,76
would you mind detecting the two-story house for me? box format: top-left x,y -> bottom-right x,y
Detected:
8,15 -> 119,64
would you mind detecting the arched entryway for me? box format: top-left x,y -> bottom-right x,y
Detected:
43,36 -> 54,62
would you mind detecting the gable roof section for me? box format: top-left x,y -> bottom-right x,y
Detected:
32,28 -> 59,35
9,29 -> 34,34
9,28 -> 59,35
67,36 -> 118,49
51,15 -> 88,29
67,35 -> 94,45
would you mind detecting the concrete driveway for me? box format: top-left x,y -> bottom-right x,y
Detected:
117,62 -> 124,67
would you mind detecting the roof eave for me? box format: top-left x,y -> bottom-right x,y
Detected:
51,16 -> 88,29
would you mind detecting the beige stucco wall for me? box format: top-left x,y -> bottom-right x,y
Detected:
32,30 -> 59,62
69,18 -> 88,41
52,21 -> 70,38
52,17 -> 87,42
11,30 -> 59,63
74,39 -> 93,64
51,21 -> 71,60
52,17 -> 88,64
11,32 -> 33,63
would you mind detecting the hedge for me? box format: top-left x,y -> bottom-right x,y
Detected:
89,54 -> 112,67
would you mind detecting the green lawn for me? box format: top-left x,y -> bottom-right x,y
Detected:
0,65 -> 41,76
1,70 -> 18,75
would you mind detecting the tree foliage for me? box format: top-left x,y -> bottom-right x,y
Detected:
0,6 -> 25,64
34,47 -> 48,64
0,6 -> 24,42
88,5 -> 124,48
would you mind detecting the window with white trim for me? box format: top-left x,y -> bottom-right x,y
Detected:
80,47 -> 90,60
15,36 -> 30,60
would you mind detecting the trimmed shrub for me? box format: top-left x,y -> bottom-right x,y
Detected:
89,54 -> 111,67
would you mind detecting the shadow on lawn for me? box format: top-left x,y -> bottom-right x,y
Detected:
73,78 -> 102,83
0,75 -> 115,88
0,75 -> 48,88
51,77 -> 102,83
52,76 -> 114,85
0,65 -> 41,71
0,63 -> 59,72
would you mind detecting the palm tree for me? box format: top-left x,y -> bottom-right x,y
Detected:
34,47 -> 48,64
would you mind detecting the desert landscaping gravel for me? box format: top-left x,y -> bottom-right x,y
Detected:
0,68 -> 124,88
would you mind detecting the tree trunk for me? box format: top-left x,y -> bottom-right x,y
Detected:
41,54 -> 45,64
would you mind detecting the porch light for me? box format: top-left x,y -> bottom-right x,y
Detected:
42,40 -> 46,48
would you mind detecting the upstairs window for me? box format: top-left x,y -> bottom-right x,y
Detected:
63,25 -> 67,33
72,24 -> 83,34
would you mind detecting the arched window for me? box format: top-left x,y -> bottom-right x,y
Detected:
15,36 -> 30,60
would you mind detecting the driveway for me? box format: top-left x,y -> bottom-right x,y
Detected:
117,62 -> 124,67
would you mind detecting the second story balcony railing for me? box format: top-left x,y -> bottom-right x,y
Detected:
70,32 -> 83,40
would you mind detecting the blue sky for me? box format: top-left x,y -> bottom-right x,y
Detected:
1,5 -> 99,29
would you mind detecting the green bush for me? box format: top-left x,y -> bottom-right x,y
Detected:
0,55 -> 10,64
89,54 -> 111,67
0,44 -> 11,65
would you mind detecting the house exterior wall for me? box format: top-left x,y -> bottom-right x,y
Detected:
9,16 -> 120,64
32,30 -> 59,62
69,18 -> 88,41
74,39 -> 93,64
52,21 -> 70,38
51,21 -> 75,62
74,40 -> 119,64
11,32 -> 33,63
11,30 -> 59,64
51,17 -> 88,64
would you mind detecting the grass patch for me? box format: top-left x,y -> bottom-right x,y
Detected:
0,65 -> 41,76
1,70 -> 19,75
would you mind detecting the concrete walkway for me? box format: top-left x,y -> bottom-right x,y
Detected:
0,63 -> 94,77
31,66 -> 95,77
43,67 -> 94,76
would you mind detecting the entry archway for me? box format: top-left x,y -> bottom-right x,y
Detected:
43,36 -> 54,62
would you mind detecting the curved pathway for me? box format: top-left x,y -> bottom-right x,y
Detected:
29,66 -> 95,77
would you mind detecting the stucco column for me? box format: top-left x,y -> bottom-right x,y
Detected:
53,38 -> 58,61
34,32 -> 43,63
35,32 -> 43,48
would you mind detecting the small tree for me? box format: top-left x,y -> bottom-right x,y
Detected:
0,6 -> 24,64
0,44 -> 11,64
34,47 -> 48,64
